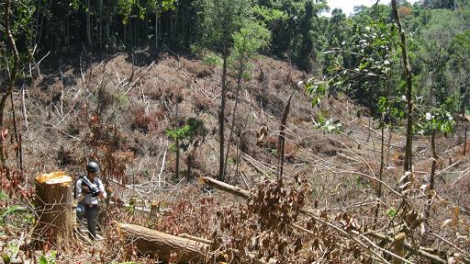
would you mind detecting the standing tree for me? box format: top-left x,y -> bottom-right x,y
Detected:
417,109 -> 454,216
392,0 -> 414,172
196,0 -> 253,181
293,0 -> 314,71
166,118 -> 207,182
0,0 -> 20,166
223,22 -> 270,178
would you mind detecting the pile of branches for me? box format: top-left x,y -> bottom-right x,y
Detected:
112,175 -> 470,264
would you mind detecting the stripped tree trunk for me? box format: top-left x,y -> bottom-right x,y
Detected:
277,92 -> 293,181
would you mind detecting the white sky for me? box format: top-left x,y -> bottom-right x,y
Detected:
325,0 -> 420,16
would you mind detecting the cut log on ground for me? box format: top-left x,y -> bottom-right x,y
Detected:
34,171 -> 74,248
200,176 -> 250,199
118,223 -> 276,264
117,223 -> 209,263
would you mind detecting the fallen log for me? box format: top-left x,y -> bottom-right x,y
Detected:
117,222 -> 277,264
178,233 -> 212,245
201,176 -> 250,199
117,223 -> 209,263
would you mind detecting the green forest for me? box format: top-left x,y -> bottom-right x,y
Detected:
0,0 -> 470,263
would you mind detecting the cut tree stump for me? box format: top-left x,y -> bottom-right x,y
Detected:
117,223 -> 209,263
34,171 -> 74,248
393,232 -> 406,264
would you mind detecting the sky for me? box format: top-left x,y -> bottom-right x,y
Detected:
325,0 -> 420,16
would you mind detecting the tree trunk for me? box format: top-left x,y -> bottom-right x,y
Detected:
277,93 -> 293,181
117,223 -> 208,262
218,42 -> 228,181
99,0 -> 103,50
1,0 -> 20,166
426,129 -> 438,217
86,0 -> 92,47
155,12 -> 159,50
430,129 -> 437,191
386,128 -> 392,167
375,122 -> 385,223
10,88 -> 22,170
223,64 -> 244,179
464,126 -> 467,156
187,150 -> 193,182
175,99 -> 180,179
34,172 -> 74,248
392,0 -> 414,172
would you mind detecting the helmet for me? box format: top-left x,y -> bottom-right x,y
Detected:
86,161 -> 100,174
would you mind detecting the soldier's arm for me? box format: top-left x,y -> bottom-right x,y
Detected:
76,179 -> 86,202
98,179 -> 107,199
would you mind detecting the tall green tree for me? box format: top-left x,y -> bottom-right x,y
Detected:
294,1 -> 314,71
196,0 -> 253,181
224,22 -> 270,178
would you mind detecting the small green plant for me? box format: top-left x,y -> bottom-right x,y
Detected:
241,70 -> 251,81
0,205 -> 24,225
387,207 -> 397,218
303,78 -> 343,134
304,79 -> 328,107
313,111 -> 343,134
117,92 -> 130,107
142,169 -> 150,177
269,148 -> 277,156
166,118 -> 207,152
0,190 -> 8,200
127,198 -> 137,215
166,118 -> 207,180
378,95 -> 407,123
2,243 -> 19,264
416,109 -> 454,135
354,175 -> 369,188
202,54 -> 223,67
39,250 -> 57,264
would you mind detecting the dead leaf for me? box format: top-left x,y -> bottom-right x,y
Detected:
441,218 -> 457,229
453,206 -> 460,218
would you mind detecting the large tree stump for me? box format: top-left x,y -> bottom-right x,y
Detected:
117,223 -> 208,263
34,171 -> 73,248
